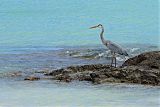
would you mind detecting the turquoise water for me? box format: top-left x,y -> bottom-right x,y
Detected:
0,1 -> 159,107
0,0 -> 159,47
0,80 -> 159,107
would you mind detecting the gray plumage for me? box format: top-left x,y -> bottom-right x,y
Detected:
104,40 -> 128,56
90,24 -> 128,67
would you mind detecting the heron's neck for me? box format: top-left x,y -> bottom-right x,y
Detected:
100,26 -> 106,43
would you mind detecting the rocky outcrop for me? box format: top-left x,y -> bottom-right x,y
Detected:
23,51 -> 160,86
24,76 -> 40,81
122,51 -> 160,69
44,64 -> 159,85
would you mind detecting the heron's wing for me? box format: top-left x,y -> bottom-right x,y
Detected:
107,41 -> 128,56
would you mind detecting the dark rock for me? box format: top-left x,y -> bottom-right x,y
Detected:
22,51 -> 160,86
122,51 -> 160,69
24,76 -> 40,81
90,73 -> 99,79
78,75 -> 92,81
45,69 -> 64,76
54,74 -> 71,82
90,73 -> 100,84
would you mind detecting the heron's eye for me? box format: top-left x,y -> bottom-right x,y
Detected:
98,24 -> 102,27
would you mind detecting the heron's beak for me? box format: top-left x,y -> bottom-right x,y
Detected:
89,25 -> 98,29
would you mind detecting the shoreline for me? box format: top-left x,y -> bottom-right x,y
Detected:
4,51 -> 158,86
0,51 -> 159,86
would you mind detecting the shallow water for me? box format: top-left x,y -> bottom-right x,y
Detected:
0,79 -> 159,107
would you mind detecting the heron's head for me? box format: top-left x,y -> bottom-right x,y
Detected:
89,24 -> 103,29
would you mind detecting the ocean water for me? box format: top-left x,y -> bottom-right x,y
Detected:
0,0 -> 159,47
0,0 -> 159,107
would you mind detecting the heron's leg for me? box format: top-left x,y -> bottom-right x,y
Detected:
112,52 -> 116,67
115,56 -> 116,67
110,52 -> 113,67
111,56 -> 113,67
114,52 -> 116,67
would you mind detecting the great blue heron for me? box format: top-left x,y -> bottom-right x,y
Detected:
90,24 -> 128,67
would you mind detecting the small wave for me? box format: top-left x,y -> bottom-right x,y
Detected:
116,57 -> 125,62
59,45 -> 158,61
116,56 -> 129,61
130,48 -> 140,52
61,49 -> 127,60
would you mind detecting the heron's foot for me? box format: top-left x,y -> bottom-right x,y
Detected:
110,64 -> 116,68
110,65 -> 116,71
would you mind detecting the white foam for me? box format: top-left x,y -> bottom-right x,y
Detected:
98,53 -> 104,57
66,51 -> 70,54
130,48 -> 140,52
116,57 -> 125,61
116,56 -> 129,61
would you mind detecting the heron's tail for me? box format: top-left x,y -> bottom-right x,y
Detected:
124,52 -> 129,56
122,50 -> 129,56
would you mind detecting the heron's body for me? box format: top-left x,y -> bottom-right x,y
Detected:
103,40 -> 128,56
90,24 -> 128,67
